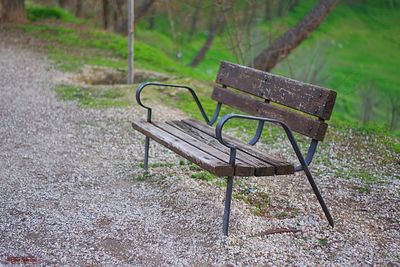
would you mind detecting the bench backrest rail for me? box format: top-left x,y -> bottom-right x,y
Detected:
212,61 -> 337,141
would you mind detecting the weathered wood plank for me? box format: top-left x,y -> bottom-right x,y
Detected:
212,86 -> 328,141
216,61 -> 337,120
132,121 -> 234,176
153,122 -> 255,176
167,121 -> 275,176
182,119 -> 295,175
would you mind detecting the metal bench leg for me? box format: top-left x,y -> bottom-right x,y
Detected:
144,136 -> 150,170
223,176 -> 234,236
303,166 -> 334,227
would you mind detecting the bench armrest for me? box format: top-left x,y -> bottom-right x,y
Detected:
215,114 -> 318,171
136,82 -> 220,124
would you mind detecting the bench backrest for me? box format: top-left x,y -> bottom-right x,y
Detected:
212,61 -> 337,141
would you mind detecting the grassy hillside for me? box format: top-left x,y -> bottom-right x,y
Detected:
18,1 -> 400,137
273,1 -> 400,132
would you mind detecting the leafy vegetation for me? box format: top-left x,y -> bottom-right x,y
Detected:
27,4 -> 80,23
19,2 -> 400,139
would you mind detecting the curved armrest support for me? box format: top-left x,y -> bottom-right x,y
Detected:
215,114 -> 314,170
295,139 -> 318,171
136,82 -> 220,124
248,120 -> 265,145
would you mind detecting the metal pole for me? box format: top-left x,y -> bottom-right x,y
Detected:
128,0 -> 134,84
144,136 -> 150,169
223,148 -> 237,236
223,176 -> 234,235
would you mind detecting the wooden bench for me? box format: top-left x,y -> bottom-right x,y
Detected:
132,61 -> 337,235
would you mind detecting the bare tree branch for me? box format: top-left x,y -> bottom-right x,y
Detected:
251,0 -> 339,72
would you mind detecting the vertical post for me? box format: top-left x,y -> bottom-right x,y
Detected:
128,0 -> 134,84
223,148 -> 237,236
223,176 -> 234,235
144,136 -> 150,169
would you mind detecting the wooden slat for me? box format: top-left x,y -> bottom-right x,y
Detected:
167,121 -> 275,176
132,121 -> 233,176
153,122 -> 254,176
182,119 -> 295,175
212,86 -> 328,141
216,61 -> 337,120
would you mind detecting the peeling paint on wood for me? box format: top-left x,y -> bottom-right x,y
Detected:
212,86 -> 328,141
216,61 -> 337,120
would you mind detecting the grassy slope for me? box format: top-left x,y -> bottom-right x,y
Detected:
20,2 -> 400,138
135,1 -> 400,135
274,1 -> 400,131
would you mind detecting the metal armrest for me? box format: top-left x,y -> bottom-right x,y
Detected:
215,114 -> 317,171
135,82 -> 221,125
246,122 -> 318,170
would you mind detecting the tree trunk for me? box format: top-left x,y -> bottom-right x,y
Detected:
147,9 -> 155,29
278,0 -> 286,17
245,1 -> 257,64
189,10 -> 224,67
75,0 -> 82,17
389,94 -> 400,130
265,0 -> 274,21
102,0 -> 109,30
251,0 -> 339,72
288,0 -> 300,11
134,0 -> 156,28
189,1 -> 233,67
58,0 -> 68,8
128,0 -> 134,84
112,0 -> 126,34
188,0 -> 202,42
0,0 -> 26,23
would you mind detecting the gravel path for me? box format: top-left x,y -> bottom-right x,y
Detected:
0,31 -> 399,266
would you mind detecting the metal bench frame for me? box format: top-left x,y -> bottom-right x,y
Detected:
135,79 -> 334,235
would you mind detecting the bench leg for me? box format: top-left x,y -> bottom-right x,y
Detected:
144,136 -> 150,170
223,176 -> 234,236
303,167 -> 334,227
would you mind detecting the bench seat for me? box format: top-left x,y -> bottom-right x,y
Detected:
132,119 -> 295,177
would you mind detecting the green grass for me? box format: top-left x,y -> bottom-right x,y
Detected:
334,168 -> 384,186
190,171 -> 215,182
317,238 -> 328,246
273,1 -> 400,132
135,171 -> 153,181
233,185 -> 270,216
27,3 -> 80,23
145,1 -> 400,136
19,20 -> 212,79
19,1 -> 400,136
55,85 -> 130,108
139,161 -> 175,169
392,142 -> 400,153
48,47 -> 126,72
358,184 -> 371,194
